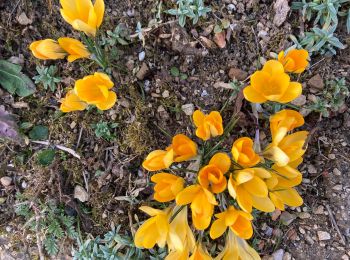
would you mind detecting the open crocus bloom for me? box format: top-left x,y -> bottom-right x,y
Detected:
243,60 -> 302,104
142,149 -> 174,171
232,137 -> 261,168
170,134 -> 198,162
29,39 -> 66,60
176,184 -> 217,230
151,173 -> 184,202
228,168 -> 275,213
263,131 -> 309,167
198,153 -> 230,194
74,72 -> 117,110
60,90 -> 88,112
60,0 -> 104,37
189,243 -> 212,260
134,206 -> 171,249
278,49 -> 309,73
210,206 -> 253,240
216,230 -> 261,260
58,37 -> 90,62
270,109 -> 304,144
193,110 -> 223,141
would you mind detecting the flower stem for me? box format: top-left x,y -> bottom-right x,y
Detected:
169,205 -> 185,223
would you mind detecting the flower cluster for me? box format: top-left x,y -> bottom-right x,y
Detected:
135,49 -> 309,259
135,105 -> 308,259
29,0 -> 117,112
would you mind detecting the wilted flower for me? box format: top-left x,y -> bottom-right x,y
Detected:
270,109 -> 304,144
216,230 -> 261,260
263,131 -> 309,167
151,173 -> 184,202
189,243 -> 212,260
232,137 -> 261,168
134,206 -> 171,249
60,90 -> 88,112
176,185 -> 217,230
210,206 -> 253,240
243,60 -> 302,104
142,149 -> 174,171
278,49 -> 309,73
228,168 -> 275,213
74,72 -> 117,110
57,37 -> 90,62
29,39 -> 66,60
198,153 -> 230,194
193,110 -> 223,141
60,0 -> 105,37
170,134 -> 198,162
167,206 -> 195,253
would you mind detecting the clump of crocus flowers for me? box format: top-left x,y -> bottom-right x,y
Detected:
135,49 -> 310,259
29,0 -> 116,113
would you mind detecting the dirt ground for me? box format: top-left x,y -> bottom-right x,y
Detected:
0,0 -> 349,259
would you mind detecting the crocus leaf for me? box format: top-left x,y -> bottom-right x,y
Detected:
0,60 -> 36,97
37,149 -> 55,166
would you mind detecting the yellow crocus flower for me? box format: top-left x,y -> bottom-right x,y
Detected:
210,206 -> 253,240
169,134 -> 198,162
232,137 -> 261,168
228,168 -> 275,213
60,0 -> 105,37
151,173 -> 184,202
134,206 -> 171,249
243,60 -> 302,104
193,110 -> 223,141
60,90 -> 88,113
198,153 -> 230,194
263,131 -> 309,167
58,37 -> 90,62
29,39 -> 66,60
215,230 -> 261,260
176,185 -> 217,230
74,72 -> 117,111
278,49 -> 309,74
270,109 -> 304,145
189,243 -> 212,260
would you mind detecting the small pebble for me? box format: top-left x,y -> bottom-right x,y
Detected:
0,177 -> 12,187
181,104 -> 194,116
162,90 -> 170,98
317,231 -> 331,241
328,154 -> 336,159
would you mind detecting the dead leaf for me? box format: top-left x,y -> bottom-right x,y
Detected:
11,102 -> 29,109
271,209 -> 281,221
214,81 -> 232,89
199,36 -> 215,49
213,31 -> 226,48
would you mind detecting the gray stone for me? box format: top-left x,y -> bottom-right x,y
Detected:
74,185 -> 89,202
317,231 -> 331,241
0,177 -> 12,187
